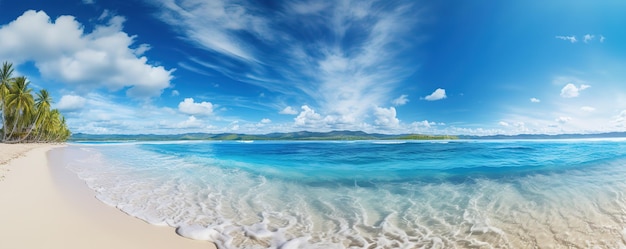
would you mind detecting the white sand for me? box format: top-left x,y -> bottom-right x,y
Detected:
0,143 -> 216,249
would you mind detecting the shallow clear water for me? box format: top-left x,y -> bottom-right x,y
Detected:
58,139 -> 626,248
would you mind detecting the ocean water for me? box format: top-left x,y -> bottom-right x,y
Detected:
56,139 -> 626,248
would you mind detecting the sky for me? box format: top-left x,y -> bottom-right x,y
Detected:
0,0 -> 625,135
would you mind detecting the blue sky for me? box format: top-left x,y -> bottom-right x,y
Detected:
0,0 -> 625,135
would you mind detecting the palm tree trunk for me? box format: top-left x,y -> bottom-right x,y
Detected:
34,119 -> 46,142
0,104 -> 8,142
17,112 -> 41,143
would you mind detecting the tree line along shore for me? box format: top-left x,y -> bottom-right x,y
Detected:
0,62 -> 70,143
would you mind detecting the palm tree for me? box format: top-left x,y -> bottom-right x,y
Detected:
4,76 -> 34,142
20,89 -> 52,142
54,116 -> 70,142
0,61 -> 70,143
45,109 -> 62,142
0,62 -> 14,141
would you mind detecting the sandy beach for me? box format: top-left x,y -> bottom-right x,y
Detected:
0,143 -> 215,249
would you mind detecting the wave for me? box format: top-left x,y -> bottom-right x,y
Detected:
58,140 -> 626,248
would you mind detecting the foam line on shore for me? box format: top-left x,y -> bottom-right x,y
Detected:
0,144 -> 215,249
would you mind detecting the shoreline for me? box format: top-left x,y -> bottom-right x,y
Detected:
0,143 -> 215,249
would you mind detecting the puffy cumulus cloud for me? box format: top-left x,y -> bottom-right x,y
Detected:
174,116 -> 204,129
0,10 -> 174,98
410,120 -> 439,129
560,83 -> 590,98
530,98 -> 541,103
56,95 -> 87,112
253,118 -> 272,128
424,88 -> 447,101
178,98 -> 214,116
228,121 -> 240,131
583,34 -> 594,43
493,120 -> 530,135
294,105 -> 325,128
373,106 -> 399,128
392,94 -> 409,106
500,121 -> 527,128
279,106 -> 299,115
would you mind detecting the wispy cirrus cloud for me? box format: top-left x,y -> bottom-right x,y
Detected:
556,34 -> 605,44
393,95 -> 409,106
146,0 -> 422,131
149,0 -> 271,63
556,35 -> 577,43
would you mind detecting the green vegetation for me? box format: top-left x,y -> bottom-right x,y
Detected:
70,131 -> 458,142
394,134 -> 458,140
0,62 -> 71,143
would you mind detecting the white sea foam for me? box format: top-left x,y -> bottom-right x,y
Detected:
59,143 -> 626,248
371,141 -> 406,144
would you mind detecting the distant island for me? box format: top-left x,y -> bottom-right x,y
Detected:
69,130 -> 626,142
69,130 -> 457,141
458,131 -> 626,140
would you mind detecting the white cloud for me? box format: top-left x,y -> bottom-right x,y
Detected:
133,43 -> 151,56
583,34 -> 594,43
178,98 -> 214,116
615,110 -> 626,125
392,94 -> 409,106
56,95 -> 87,112
373,106 -> 399,128
581,106 -> 595,112
424,88 -> 447,101
147,0 -> 422,131
530,98 -> 541,103
175,116 -> 203,129
146,0 -> 270,62
294,105 -> 325,128
560,83 -> 590,98
410,120 -> 438,129
600,35 -> 605,43
230,123 -> 240,131
279,106 -> 299,115
171,90 -> 180,96
555,35 -> 577,43
82,0 -> 95,4
556,116 -> 572,124
261,118 -> 271,124
499,121 -> 509,127
0,10 -> 173,98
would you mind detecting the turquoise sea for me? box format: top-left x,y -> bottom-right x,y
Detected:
55,139 -> 626,248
